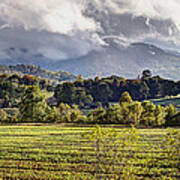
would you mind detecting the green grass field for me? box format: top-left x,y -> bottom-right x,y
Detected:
151,96 -> 180,110
0,125 -> 179,179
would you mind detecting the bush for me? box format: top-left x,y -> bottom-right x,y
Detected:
56,103 -> 87,123
87,107 -> 106,124
0,109 -> 7,122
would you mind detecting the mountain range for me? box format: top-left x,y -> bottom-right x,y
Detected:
0,41 -> 180,80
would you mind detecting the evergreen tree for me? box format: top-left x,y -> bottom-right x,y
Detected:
55,82 -> 76,105
142,69 -> 152,79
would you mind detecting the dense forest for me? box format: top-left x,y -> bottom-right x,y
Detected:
0,69 -> 179,126
0,72 -> 53,108
1,69 -> 180,109
54,70 -> 180,108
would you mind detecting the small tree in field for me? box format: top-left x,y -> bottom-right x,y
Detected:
19,86 -> 51,122
85,125 -> 139,179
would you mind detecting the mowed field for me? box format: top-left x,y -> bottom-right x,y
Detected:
0,125 -> 179,179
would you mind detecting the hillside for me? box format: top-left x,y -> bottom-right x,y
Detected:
50,42 -> 180,79
151,96 -> 180,111
0,64 -> 77,82
1,42 -> 180,80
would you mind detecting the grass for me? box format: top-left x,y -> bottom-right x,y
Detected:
0,125 -> 179,179
151,96 -> 180,110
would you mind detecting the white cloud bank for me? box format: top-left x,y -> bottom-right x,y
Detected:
0,0 -> 99,34
0,0 -> 180,60
90,0 -> 180,43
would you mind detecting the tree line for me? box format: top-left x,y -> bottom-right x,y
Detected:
0,69 -> 180,109
0,85 -> 179,127
54,70 -> 180,108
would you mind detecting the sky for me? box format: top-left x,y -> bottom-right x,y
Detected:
0,0 -> 180,60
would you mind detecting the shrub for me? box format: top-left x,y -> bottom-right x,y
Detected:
0,109 -> 7,122
56,103 -> 87,123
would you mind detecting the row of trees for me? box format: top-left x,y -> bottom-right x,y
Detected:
87,92 -> 177,127
54,70 -> 180,107
0,70 -> 179,110
0,86 -> 178,127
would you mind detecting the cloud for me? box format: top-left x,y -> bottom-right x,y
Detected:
0,0 -> 99,34
0,0 -> 103,60
88,0 -> 180,44
0,28 -> 104,61
92,0 -> 180,27
1,0 -> 179,38
0,0 -> 180,60
0,23 -> 10,30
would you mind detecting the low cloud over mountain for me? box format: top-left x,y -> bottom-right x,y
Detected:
0,0 -> 180,79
